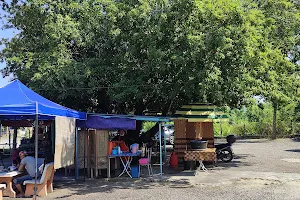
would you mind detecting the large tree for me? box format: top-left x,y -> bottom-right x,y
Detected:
247,0 -> 300,138
0,0 -> 298,128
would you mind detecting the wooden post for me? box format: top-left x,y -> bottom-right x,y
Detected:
87,130 -> 91,178
83,129 -> 87,181
95,131 -> 99,178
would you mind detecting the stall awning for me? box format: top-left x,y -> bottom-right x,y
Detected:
88,114 -> 170,122
77,113 -> 170,130
173,103 -> 229,122
0,80 -> 86,120
77,115 -> 136,130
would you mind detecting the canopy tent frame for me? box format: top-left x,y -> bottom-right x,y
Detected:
34,102 -> 38,200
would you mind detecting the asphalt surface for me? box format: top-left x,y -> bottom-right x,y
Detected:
214,138 -> 300,173
6,138 -> 300,200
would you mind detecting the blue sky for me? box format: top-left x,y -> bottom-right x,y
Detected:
0,28 -> 14,87
0,6 -> 15,87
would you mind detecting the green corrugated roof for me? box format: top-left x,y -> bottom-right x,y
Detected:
174,103 -> 229,122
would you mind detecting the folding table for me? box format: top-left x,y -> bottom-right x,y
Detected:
184,148 -> 216,173
107,151 -> 141,178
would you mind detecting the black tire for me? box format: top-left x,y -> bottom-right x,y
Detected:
220,149 -> 233,163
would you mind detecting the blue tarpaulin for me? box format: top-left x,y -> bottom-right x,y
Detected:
76,114 -> 170,130
77,115 -> 136,130
0,80 -> 86,120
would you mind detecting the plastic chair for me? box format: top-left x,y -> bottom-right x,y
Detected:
0,184 -> 6,200
139,148 -> 153,176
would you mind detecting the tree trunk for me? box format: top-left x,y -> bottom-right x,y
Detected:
126,102 -> 145,144
291,120 -> 294,135
13,128 -> 18,149
272,103 -> 277,139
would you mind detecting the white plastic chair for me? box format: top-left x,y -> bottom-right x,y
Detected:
139,148 -> 153,176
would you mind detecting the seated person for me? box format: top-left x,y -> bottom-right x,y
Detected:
13,151 -> 40,197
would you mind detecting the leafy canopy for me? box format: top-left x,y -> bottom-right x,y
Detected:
0,0 -> 299,114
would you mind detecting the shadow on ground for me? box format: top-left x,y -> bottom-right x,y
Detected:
47,152 -> 253,198
234,139 -> 270,144
53,175 -> 192,198
210,154 -> 252,170
290,138 -> 300,142
285,149 -> 300,153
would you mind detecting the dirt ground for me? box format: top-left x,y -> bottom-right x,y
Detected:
5,138 -> 300,200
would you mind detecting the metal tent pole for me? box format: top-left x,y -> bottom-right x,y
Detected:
33,102 -> 39,200
75,127 -> 79,180
83,129 -> 87,182
159,123 -> 163,178
163,123 -> 167,163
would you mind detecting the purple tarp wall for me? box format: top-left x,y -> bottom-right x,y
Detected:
77,115 -> 136,130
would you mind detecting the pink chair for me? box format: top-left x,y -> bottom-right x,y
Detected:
139,148 -> 153,176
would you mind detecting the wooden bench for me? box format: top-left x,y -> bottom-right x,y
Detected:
23,162 -> 54,197
0,184 -> 6,200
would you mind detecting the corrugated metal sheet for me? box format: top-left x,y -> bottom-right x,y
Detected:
173,103 -> 229,122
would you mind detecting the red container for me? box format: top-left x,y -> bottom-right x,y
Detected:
119,142 -> 129,152
108,142 -> 117,155
169,152 -> 178,168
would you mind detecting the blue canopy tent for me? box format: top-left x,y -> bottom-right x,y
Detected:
0,80 -> 86,198
0,80 -> 86,119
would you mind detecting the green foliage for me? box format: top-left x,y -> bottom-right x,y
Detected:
142,121 -> 173,132
142,121 -> 156,132
0,0 -> 299,119
214,99 -> 300,137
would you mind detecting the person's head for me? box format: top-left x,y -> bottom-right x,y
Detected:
119,130 -> 125,136
18,151 -> 28,160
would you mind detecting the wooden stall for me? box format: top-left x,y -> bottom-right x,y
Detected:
75,115 -> 136,178
77,129 -> 109,178
173,103 -> 228,160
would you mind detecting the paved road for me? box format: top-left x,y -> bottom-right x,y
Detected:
6,138 -> 300,200
40,182 -> 300,200
215,138 -> 300,173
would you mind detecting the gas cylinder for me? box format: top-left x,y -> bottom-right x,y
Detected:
169,152 -> 178,168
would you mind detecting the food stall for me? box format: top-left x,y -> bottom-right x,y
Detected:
173,103 -> 228,166
76,115 -> 136,178
77,114 -> 170,179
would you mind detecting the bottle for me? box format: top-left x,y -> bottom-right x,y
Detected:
118,146 -> 121,154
